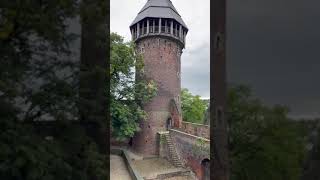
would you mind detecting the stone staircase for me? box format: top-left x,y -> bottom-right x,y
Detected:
163,132 -> 183,167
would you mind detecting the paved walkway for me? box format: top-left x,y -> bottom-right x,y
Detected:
164,176 -> 195,180
131,158 -> 194,180
110,155 -> 132,180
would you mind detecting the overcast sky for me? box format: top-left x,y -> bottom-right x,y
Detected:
110,0 -> 210,99
111,0 -> 320,118
227,0 -> 320,118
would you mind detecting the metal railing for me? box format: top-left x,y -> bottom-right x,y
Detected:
154,26 -> 159,33
142,27 -> 147,35
132,26 -> 186,46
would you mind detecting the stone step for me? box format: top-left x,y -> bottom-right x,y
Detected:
172,156 -> 180,160
173,161 -> 182,164
163,134 -> 184,168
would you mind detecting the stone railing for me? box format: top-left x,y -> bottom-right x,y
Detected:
178,121 -> 210,139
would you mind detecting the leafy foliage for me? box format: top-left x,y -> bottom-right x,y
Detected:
228,84 -> 307,180
0,120 -> 106,180
181,88 -> 207,123
110,32 -> 157,141
0,0 -> 107,179
299,119 -> 320,180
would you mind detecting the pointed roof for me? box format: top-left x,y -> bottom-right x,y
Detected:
130,0 -> 188,29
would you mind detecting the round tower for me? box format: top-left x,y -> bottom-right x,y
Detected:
130,0 -> 188,156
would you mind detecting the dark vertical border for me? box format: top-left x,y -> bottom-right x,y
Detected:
79,0 -> 110,179
106,0 -> 111,179
211,0 -> 229,179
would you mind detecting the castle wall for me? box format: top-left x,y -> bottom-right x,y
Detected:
179,121 -> 210,139
169,129 -> 210,180
132,36 -> 183,156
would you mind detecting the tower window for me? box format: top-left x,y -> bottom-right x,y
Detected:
140,47 -> 144,53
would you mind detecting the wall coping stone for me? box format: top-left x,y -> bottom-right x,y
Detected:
170,129 -> 210,143
182,121 -> 210,127
157,131 -> 169,134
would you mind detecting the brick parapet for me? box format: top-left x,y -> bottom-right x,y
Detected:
179,121 -> 210,139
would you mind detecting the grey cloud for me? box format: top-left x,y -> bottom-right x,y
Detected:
182,43 -> 210,98
227,0 -> 320,118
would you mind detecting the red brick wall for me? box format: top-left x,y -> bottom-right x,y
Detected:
169,129 -> 210,180
180,121 -> 210,139
132,36 -> 183,156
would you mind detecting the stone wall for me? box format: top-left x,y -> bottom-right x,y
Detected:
179,121 -> 210,139
158,132 -> 170,159
169,129 -> 210,180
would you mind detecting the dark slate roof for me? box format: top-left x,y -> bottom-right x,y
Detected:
130,0 -> 188,29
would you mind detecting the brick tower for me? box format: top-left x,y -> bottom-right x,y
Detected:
130,0 -> 188,156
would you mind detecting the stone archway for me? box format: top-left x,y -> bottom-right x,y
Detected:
169,99 -> 181,128
201,158 -> 210,180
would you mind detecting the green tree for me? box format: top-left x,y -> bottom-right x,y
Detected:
228,84 -> 306,180
300,119 -> 320,180
181,88 -> 207,123
110,32 -> 157,141
0,1 -> 108,179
